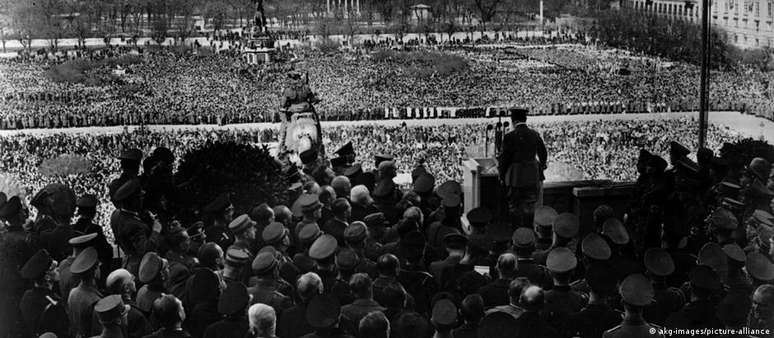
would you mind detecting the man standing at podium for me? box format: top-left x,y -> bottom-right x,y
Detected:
498,108 -> 548,229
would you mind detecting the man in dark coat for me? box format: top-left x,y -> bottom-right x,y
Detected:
301,295 -> 354,338
111,179 -> 162,276
340,273 -> 386,334
0,195 -> 34,338
203,193 -> 236,251
108,148 -> 143,205
497,108 -> 547,229
278,272 -> 323,338
203,283 -> 250,338
143,295 -> 193,338
20,249 -> 69,338
478,253 -> 517,308
73,194 -> 113,275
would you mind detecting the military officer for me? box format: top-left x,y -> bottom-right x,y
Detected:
73,194 -> 113,275
91,295 -> 131,338
664,265 -> 724,331
203,282 -> 250,338
533,206 -> 558,251
136,252 -> 169,314
108,148 -> 143,204
511,227 -> 553,290
57,233 -> 98,304
0,195 -> 34,338
642,248 -> 685,326
110,179 -> 162,277
603,274 -> 664,338
568,263 -> 622,338
203,193 -> 236,251
68,247 -> 103,338
303,295 -> 353,338
309,234 -> 344,296
497,108 -> 547,229
248,252 -> 294,315
544,247 -> 586,333
20,249 -> 68,338
343,221 -> 377,278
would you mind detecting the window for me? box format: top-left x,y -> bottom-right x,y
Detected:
755,1 -> 760,15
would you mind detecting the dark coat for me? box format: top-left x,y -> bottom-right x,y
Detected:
478,278 -> 511,308
278,303 -> 314,338
203,317 -> 249,338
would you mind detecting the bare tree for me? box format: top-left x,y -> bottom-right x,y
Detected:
471,0 -> 501,33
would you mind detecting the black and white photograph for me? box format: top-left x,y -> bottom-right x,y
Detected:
0,0 -> 773,337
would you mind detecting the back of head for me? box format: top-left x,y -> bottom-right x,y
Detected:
393,311 -> 431,338
198,242 -> 223,268
496,253 -> 517,278
349,273 -> 373,299
508,278 -> 531,304
359,311 -> 390,338
273,205 -> 292,224
377,254 -> 399,276
248,303 -> 277,338
319,186 -> 337,204
250,203 -> 274,225
297,272 -> 324,301
332,198 -> 350,216
351,185 -> 371,205
152,294 -> 184,328
519,285 -> 544,312
509,108 -> 528,123
460,294 -> 485,323
331,176 -> 351,197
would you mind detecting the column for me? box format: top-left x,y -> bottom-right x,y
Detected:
327,0 -> 330,15
356,0 -> 360,15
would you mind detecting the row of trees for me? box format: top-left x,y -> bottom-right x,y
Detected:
591,9 -> 728,67
590,8 -> 772,70
0,0 -> 582,50
0,0 -> 257,50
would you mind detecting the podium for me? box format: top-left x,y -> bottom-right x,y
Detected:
461,158 -> 506,217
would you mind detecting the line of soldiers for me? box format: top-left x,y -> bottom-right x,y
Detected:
2,136 -> 774,338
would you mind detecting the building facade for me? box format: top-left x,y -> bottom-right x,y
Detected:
624,0 -> 774,48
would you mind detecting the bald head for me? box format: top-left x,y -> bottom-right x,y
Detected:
520,285 -> 544,311
496,253 -> 517,279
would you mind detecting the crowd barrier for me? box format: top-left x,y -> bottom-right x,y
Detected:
1,100 -> 771,130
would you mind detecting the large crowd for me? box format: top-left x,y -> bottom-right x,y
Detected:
0,117 -> 742,230
0,112 -> 774,338
1,42 -> 772,130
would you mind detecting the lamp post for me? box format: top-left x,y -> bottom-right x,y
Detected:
698,0 -> 710,148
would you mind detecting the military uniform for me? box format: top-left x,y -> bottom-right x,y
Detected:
110,208 -> 162,277
247,278 -> 294,314
498,112 -> 548,229
478,278 -> 511,308
38,223 -> 77,262
340,298 -> 386,334
569,303 -> 623,338
68,247 -> 103,338
603,318 -> 664,338
21,286 -> 68,337
278,302 -> 314,338
73,217 -> 113,272
0,222 -> 34,338
605,274 -> 664,338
